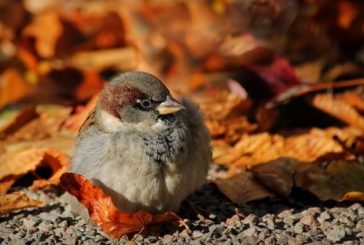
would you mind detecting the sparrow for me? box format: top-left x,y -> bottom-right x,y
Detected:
69,71 -> 211,217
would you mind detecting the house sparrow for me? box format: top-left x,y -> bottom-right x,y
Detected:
69,71 -> 211,217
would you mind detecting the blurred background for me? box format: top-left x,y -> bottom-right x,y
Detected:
1,0 -> 364,108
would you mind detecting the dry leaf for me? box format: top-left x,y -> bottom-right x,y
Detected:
63,94 -> 99,131
0,69 -> 34,108
312,93 -> 364,132
0,106 -> 38,140
251,157 -> 310,197
0,191 -> 42,215
0,149 -> 69,194
341,192 -> 364,202
22,11 -> 63,58
214,169 -> 275,203
66,47 -> 138,71
337,91 -> 364,111
295,159 -> 364,201
229,127 -> 361,168
60,173 -> 183,238
5,105 -> 72,142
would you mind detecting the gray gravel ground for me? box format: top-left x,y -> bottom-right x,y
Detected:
1,183 -> 364,245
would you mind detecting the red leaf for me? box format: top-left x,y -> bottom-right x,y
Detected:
247,54 -> 301,95
60,173 -> 182,238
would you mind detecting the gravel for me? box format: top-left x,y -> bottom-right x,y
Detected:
1,180 -> 364,244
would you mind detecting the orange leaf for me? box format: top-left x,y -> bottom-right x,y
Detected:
0,106 -> 38,140
0,149 -> 69,194
63,94 -> 99,131
60,173 -> 182,238
0,69 -> 34,109
0,191 -> 42,215
312,93 -> 364,132
22,11 -> 63,58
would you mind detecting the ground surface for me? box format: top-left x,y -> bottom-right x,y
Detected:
1,181 -> 364,245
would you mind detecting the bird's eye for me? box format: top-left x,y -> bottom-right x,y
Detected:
137,99 -> 152,109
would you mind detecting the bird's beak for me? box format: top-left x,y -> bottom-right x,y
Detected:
157,96 -> 185,115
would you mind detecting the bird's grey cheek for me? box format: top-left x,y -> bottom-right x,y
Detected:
121,108 -> 153,123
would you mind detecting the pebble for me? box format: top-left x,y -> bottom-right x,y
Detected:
300,213 -> 315,226
1,186 -> 364,244
326,227 -> 346,242
318,210 -> 332,223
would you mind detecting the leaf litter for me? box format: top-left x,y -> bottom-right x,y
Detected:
1,0 -> 364,241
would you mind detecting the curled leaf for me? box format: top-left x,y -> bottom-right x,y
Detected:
0,149 -> 69,194
60,172 -> 183,238
0,191 -> 42,215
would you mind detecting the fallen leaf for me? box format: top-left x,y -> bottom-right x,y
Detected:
60,173 -> 183,238
337,91 -> 364,111
0,191 -> 42,215
0,149 -> 69,194
0,69 -> 34,108
295,159 -> 364,201
0,106 -> 38,140
31,150 -> 70,190
22,10 -> 63,58
247,54 -> 301,95
341,191 -> 364,202
313,93 -> 364,132
4,105 -> 72,143
229,127 -> 360,168
66,47 -> 138,71
251,157 -> 310,197
214,169 -> 275,203
63,93 -> 99,131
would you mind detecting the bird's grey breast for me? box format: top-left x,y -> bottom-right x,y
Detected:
140,121 -> 188,166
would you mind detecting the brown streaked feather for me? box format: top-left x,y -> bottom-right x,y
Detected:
78,109 -> 96,135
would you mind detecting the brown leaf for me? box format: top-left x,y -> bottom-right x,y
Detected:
0,191 -> 42,215
251,158 -> 310,197
22,11 -> 63,58
5,105 -> 72,143
0,106 -> 38,140
229,128 -> 360,168
312,93 -> 364,131
337,91 -> 364,111
66,47 -> 138,71
0,69 -> 34,109
295,159 -> 364,201
0,149 -> 69,194
60,173 -> 183,238
63,94 -> 99,131
214,169 -> 275,203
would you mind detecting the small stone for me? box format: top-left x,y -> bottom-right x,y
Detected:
318,211 -> 331,223
179,229 -> 190,237
326,227 -> 346,242
278,209 -> 293,218
349,203 -> 362,211
163,234 -> 173,243
243,227 -> 256,237
300,214 -> 314,226
242,215 -> 258,225
192,230 -> 203,238
294,223 -> 304,234
266,219 -> 275,230
283,217 -> 295,226
209,214 -> 217,219
59,220 -> 68,228
124,241 -> 137,245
